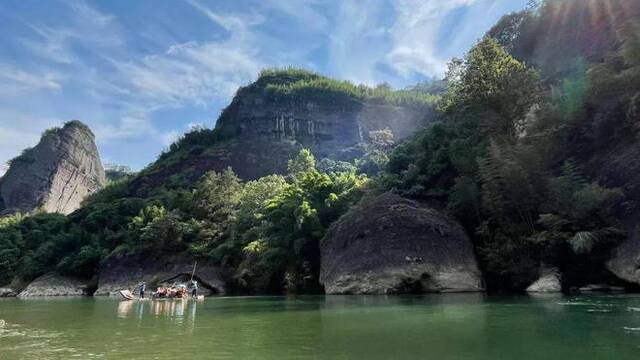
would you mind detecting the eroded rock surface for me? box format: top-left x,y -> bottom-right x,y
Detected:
94,254 -> 226,296
606,234 -> 640,286
0,287 -> 17,297
0,120 -> 105,215
18,272 -> 92,297
526,267 -> 562,292
320,192 -> 484,294
130,76 -> 434,195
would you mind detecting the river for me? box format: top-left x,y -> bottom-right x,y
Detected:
1,294 -> 639,359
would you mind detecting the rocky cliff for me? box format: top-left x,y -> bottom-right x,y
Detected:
0,120 -> 105,215
320,192 -> 484,294
17,272 -> 93,297
131,70 -> 434,194
94,254 -> 226,296
214,77 -> 431,163
591,136 -> 640,286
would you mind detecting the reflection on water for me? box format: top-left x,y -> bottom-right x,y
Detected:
117,299 -> 199,325
2,294 -> 640,360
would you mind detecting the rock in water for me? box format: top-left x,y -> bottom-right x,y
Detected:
320,193 -> 484,294
0,120 -> 105,215
526,267 -> 562,292
18,272 -> 92,297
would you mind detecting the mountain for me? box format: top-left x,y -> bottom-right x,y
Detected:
3,0 -> 639,296
0,120 -> 106,215
0,71 -> 439,292
129,69 -> 436,196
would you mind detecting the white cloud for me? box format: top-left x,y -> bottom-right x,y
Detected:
67,0 -> 115,28
327,0 -> 485,85
0,64 -> 64,95
385,0 -> 479,78
93,116 -> 156,142
114,40 -> 262,110
328,0 -> 389,85
263,0 -> 329,32
0,0 -> 527,170
6,0 -> 263,147
21,1 -> 121,65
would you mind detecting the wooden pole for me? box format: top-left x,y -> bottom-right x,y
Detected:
190,261 -> 197,283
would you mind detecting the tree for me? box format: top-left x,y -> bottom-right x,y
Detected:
443,37 -> 540,140
357,128 -> 395,176
214,175 -> 289,267
287,148 -> 316,175
237,149 -> 367,293
191,168 -> 244,259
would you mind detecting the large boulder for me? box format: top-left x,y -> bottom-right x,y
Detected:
606,222 -> 640,286
593,133 -> 640,286
320,193 -> 484,294
526,267 -> 562,292
18,272 -> 93,297
94,254 -> 226,296
0,120 -> 105,215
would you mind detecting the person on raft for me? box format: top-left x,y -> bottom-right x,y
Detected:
138,281 -> 146,299
191,280 -> 198,298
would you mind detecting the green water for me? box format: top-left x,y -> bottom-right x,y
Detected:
1,294 -> 639,359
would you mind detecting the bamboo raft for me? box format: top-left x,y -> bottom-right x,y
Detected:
118,289 -> 204,301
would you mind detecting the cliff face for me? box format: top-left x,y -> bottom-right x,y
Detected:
131,73 -> 434,194
0,121 -> 106,215
216,91 -> 432,163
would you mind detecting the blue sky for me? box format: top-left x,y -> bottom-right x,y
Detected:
0,0 -> 528,174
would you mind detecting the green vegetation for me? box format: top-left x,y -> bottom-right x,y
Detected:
6,147 -> 36,167
0,149 -> 367,293
1,0 -> 638,293
104,165 -> 134,182
6,120 -> 95,169
254,68 -> 438,108
382,0 -> 638,289
235,149 -> 367,293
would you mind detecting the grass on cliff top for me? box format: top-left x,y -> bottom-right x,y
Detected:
254,68 -> 440,108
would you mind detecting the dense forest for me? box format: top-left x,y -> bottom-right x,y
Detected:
1,0 -> 639,293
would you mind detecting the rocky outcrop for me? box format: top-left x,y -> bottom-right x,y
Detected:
320,192 -> 484,294
593,133 -> 640,286
94,254 -> 226,296
0,120 -> 105,215
216,98 -> 430,164
606,229 -> 640,286
17,272 -> 93,297
0,287 -> 17,297
130,74 -> 434,194
526,267 -> 562,292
